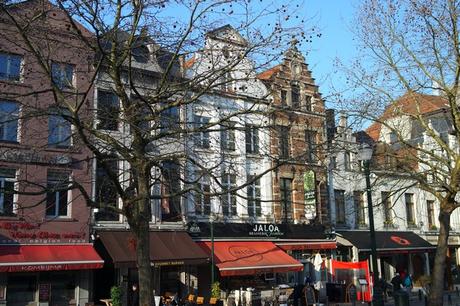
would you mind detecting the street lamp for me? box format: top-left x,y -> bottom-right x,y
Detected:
210,213 -> 216,286
358,143 -> 384,306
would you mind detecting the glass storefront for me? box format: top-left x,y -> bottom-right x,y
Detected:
7,272 -> 76,306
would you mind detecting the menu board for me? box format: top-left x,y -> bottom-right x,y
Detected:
39,283 -> 51,302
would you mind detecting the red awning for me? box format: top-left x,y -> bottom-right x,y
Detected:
0,244 -> 104,272
198,241 -> 303,277
276,241 -> 337,251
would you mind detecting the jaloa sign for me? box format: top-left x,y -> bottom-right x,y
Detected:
249,224 -> 284,237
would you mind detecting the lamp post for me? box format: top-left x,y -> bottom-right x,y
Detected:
358,144 -> 384,306
210,213 -> 215,286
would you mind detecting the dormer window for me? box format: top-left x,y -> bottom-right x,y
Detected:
305,95 -> 312,111
132,46 -> 150,63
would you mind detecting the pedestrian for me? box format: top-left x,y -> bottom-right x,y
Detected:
403,273 -> 413,294
391,273 -> 402,293
130,283 -> 140,306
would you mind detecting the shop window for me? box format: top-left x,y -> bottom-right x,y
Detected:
247,175 -> 261,217
95,155 -> 119,221
46,171 -> 70,218
221,121 -> 236,151
40,271 -> 76,306
194,115 -> 210,149
7,274 -> 37,306
51,62 -> 74,89
278,126 -> 290,158
221,173 -> 237,217
280,178 -> 292,223
0,168 -> 15,216
305,130 -> 317,163
0,52 -> 22,81
194,173 -> 211,216
161,160 -> 181,221
97,90 -> 119,131
48,108 -> 71,148
427,200 -> 435,229
0,100 -> 19,142
291,85 -> 300,108
405,193 -> 415,226
335,189 -> 345,224
382,191 -> 393,225
354,191 -> 365,227
245,124 -> 259,154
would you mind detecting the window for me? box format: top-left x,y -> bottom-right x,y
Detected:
48,109 -> 71,148
305,130 -> 317,162
0,52 -> 22,81
245,124 -> 259,154
280,178 -> 292,223
291,85 -> 300,108
220,72 -> 232,91
46,171 -> 69,217
344,152 -> 351,170
427,200 -> 435,229
247,175 -> 261,217
194,115 -> 210,149
382,191 -> 393,224
278,126 -> 290,158
221,122 -> 236,151
51,62 -> 74,89
97,91 -> 119,130
221,173 -> 237,217
354,191 -> 365,226
405,193 -> 415,225
195,173 -> 211,216
281,90 -> 287,105
160,104 -> 180,133
95,156 -> 119,221
0,100 -> 19,142
305,95 -> 312,111
0,168 -> 15,216
335,189 -> 345,224
161,160 -> 181,221
330,156 -> 337,169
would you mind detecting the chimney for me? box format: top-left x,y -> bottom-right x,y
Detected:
338,112 -> 348,128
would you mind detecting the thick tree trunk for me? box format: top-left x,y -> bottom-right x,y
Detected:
428,210 -> 451,306
128,172 -> 153,306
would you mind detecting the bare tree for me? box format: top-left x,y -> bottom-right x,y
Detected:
0,0 -> 315,305
338,0 -> 460,304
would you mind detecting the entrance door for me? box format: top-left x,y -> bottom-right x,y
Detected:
7,274 -> 37,306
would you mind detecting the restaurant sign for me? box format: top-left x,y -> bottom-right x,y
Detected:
249,223 -> 284,237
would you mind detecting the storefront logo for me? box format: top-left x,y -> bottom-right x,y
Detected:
391,235 -> 411,246
228,246 -> 263,262
249,223 -> 283,237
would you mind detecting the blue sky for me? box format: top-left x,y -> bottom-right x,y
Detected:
300,0 -> 359,106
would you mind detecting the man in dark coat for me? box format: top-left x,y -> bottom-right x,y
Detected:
130,283 -> 139,306
391,273 -> 402,293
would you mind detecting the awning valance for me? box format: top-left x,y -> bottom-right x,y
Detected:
276,241 -> 336,251
0,244 -> 103,272
337,231 -> 436,253
98,231 -> 209,267
198,241 -> 303,277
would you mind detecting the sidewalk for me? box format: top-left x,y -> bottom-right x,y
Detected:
324,290 -> 460,306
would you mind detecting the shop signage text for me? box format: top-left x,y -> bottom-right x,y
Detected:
0,221 -> 86,244
249,223 -> 284,237
152,261 -> 185,266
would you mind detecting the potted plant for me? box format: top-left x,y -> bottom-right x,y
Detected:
110,286 -> 122,306
211,282 -> 223,306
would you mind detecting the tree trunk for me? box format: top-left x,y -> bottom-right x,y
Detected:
128,171 -> 153,306
428,210 -> 451,306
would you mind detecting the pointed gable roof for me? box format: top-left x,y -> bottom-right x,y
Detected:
206,24 -> 248,46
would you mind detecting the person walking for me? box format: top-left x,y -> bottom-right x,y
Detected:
391,273 -> 402,293
403,273 -> 413,295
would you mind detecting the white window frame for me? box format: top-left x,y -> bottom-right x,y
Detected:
0,169 -> 16,215
46,172 -> 71,218
51,62 -> 75,90
247,175 -> 261,217
0,52 -> 23,82
0,100 -> 19,142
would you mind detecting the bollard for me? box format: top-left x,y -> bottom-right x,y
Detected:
419,289 -> 422,301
